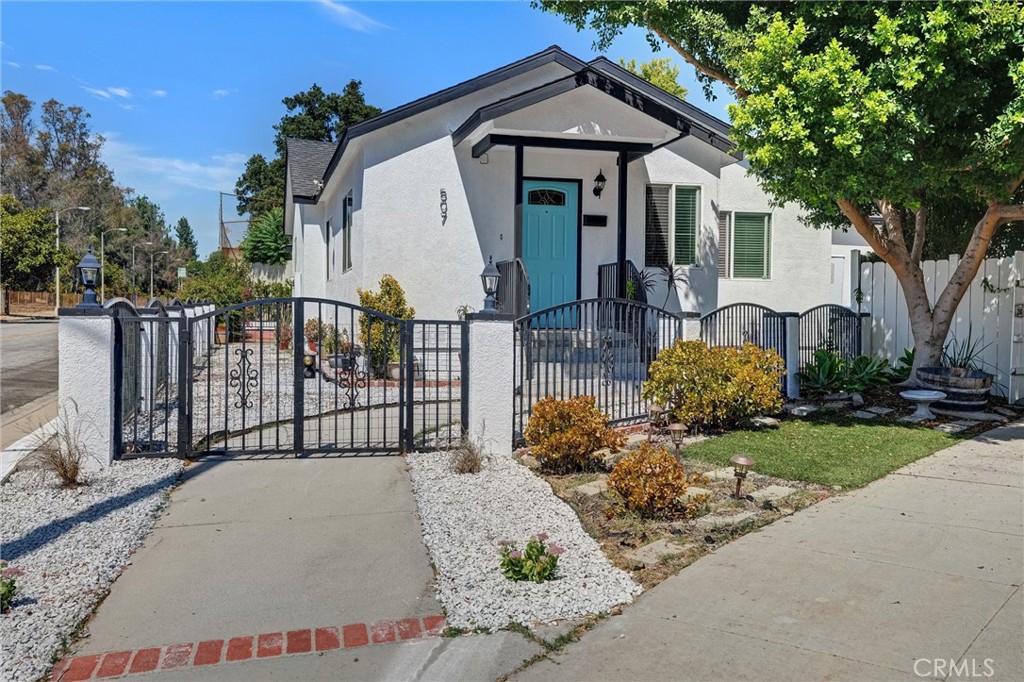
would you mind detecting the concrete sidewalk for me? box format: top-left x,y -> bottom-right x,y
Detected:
517,422 -> 1024,682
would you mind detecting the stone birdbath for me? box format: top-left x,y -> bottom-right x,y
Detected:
900,390 -> 947,421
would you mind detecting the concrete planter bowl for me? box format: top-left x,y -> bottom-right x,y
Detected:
916,366 -> 993,412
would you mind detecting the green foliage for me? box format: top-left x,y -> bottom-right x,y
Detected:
235,81 -> 380,218
241,207 -> 290,265
608,442 -> 693,518
0,194 -> 71,290
175,217 -> 198,261
178,252 -> 249,309
250,278 -> 293,299
500,534 -> 563,583
643,341 -> 785,431
889,347 -> 916,383
357,274 -> 415,376
0,561 -> 22,613
942,325 -> 992,370
619,57 -> 688,98
523,396 -> 626,473
798,349 -> 891,398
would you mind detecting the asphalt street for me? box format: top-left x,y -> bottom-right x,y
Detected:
1,320 -> 59,448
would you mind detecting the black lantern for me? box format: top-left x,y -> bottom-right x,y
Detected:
593,170 -> 606,197
481,255 -> 500,312
75,247 -> 102,308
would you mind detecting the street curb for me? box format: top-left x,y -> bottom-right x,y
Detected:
0,416 -> 57,483
51,614 -> 447,681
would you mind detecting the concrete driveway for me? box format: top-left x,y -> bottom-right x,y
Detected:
71,456 -> 442,656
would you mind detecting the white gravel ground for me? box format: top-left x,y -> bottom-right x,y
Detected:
408,452 -> 641,629
0,459 -> 183,682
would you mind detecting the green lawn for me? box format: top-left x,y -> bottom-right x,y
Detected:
682,414 -> 963,489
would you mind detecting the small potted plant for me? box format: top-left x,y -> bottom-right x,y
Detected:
277,322 -> 293,351
303,318 -> 322,353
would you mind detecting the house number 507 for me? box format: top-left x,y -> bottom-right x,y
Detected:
440,189 -> 448,226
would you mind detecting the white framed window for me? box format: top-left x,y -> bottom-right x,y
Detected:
326,218 -> 333,281
718,211 -> 771,279
644,184 -> 700,268
342,191 -> 353,272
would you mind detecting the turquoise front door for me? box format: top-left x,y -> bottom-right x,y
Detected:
522,180 -> 579,314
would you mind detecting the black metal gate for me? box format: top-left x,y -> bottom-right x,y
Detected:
113,297 -> 467,459
700,302 -> 787,358
798,304 -> 862,368
513,298 -> 683,435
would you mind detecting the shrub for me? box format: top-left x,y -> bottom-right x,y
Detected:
0,561 -> 22,613
608,443 -> 690,517
643,341 -> 784,431
798,349 -> 891,398
304,317 -> 324,342
357,275 -> 415,377
888,347 -> 915,383
36,400 -> 94,486
523,396 -> 626,472
241,207 -> 290,265
499,534 -> 563,583
450,434 -> 484,474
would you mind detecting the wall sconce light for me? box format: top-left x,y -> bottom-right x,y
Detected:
730,454 -> 755,499
593,170 -> 606,198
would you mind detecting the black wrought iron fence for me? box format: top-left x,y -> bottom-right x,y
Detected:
513,298 -> 682,438
798,304 -> 862,368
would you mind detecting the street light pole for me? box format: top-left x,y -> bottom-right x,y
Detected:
132,241 -> 153,304
100,227 -> 127,302
54,206 -> 90,314
150,250 -> 168,299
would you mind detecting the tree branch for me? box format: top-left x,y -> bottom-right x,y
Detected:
876,200 -> 907,250
647,25 -> 748,98
911,206 -> 928,264
1008,171 -> 1024,197
837,199 -> 896,261
993,203 -> 1024,222
934,204 -> 1002,317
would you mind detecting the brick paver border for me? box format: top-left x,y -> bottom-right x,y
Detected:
51,614 -> 446,681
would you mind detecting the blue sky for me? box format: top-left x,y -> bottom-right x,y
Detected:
1,1 -> 734,257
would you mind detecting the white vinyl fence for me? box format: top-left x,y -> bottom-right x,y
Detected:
857,251 -> 1024,402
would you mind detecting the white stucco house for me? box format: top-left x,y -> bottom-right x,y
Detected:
284,46 -> 841,320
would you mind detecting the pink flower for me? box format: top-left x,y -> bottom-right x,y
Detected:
536,532 -> 549,541
2,566 -> 24,579
498,539 -> 513,547
547,544 -> 565,556
508,551 -> 523,559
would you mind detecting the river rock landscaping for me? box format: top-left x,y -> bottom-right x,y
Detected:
408,452 -> 642,630
0,459 -> 182,682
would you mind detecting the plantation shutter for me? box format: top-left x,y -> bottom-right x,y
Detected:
732,213 -> 771,278
717,210 -> 731,277
343,193 -> 353,271
674,187 -> 699,266
644,185 -> 670,267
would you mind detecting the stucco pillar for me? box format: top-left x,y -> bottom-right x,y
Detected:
781,313 -> 801,399
466,313 -> 515,455
680,312 -> 702,341
58,310 -> 116,470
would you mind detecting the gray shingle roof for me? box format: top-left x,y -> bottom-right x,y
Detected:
286,138 -> 338,199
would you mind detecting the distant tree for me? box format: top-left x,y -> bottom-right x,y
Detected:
618,57 -> 688,99
175,217 -> 198,260
235,81 -> 380,218
0,194 -> 73,291
241,207 -> 290,265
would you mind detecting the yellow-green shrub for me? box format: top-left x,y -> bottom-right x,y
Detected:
608,443 -> 689,518
642,340 -> 784,431
524,396 -> 626,472
357,274 -> 415,377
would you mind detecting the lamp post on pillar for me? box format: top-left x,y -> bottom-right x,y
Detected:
54,206 -> 90,314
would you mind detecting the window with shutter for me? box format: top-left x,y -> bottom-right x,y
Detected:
717,210 -> 731,277
644,185 -> 670,267
326,219 -> 333,281
342,192 -> 353,272
673,187 -> 699,266
732,213 -> 771,278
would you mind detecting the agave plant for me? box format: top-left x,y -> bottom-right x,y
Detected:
660,265 -> 689,308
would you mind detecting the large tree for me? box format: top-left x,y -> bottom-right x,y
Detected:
539,1 -> 1024,372
175,217 -> 198,261
235,81 -> 380,218
619,57 -> 688,99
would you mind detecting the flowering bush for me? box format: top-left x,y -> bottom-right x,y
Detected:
642,341 -> 784,431
499,534 -> 564,583
1,561 -> 23,613
523,396 -> 626,472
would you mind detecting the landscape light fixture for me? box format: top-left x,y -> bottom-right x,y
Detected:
667,422 -> 687,458
730,454 -> 755,499
647,404 -> 665,441
480,255 -> 500,313
74,247 -> 102,308
593,170 -> 606,198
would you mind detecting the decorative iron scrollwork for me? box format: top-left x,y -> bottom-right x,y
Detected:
228,347 -> 259,409
600,331 -> 615,386
338,360 -> 369,408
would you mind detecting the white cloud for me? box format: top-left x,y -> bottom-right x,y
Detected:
108,87 -> 131,98
6,61 -> 20,69
314,0 -> 388,33
101,132 -> 246,195
150,89 -> 168,98
82,86 -> 112,99
35,64 -> 57,72
212,88 -> 233,98
119,104 -> 137,111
